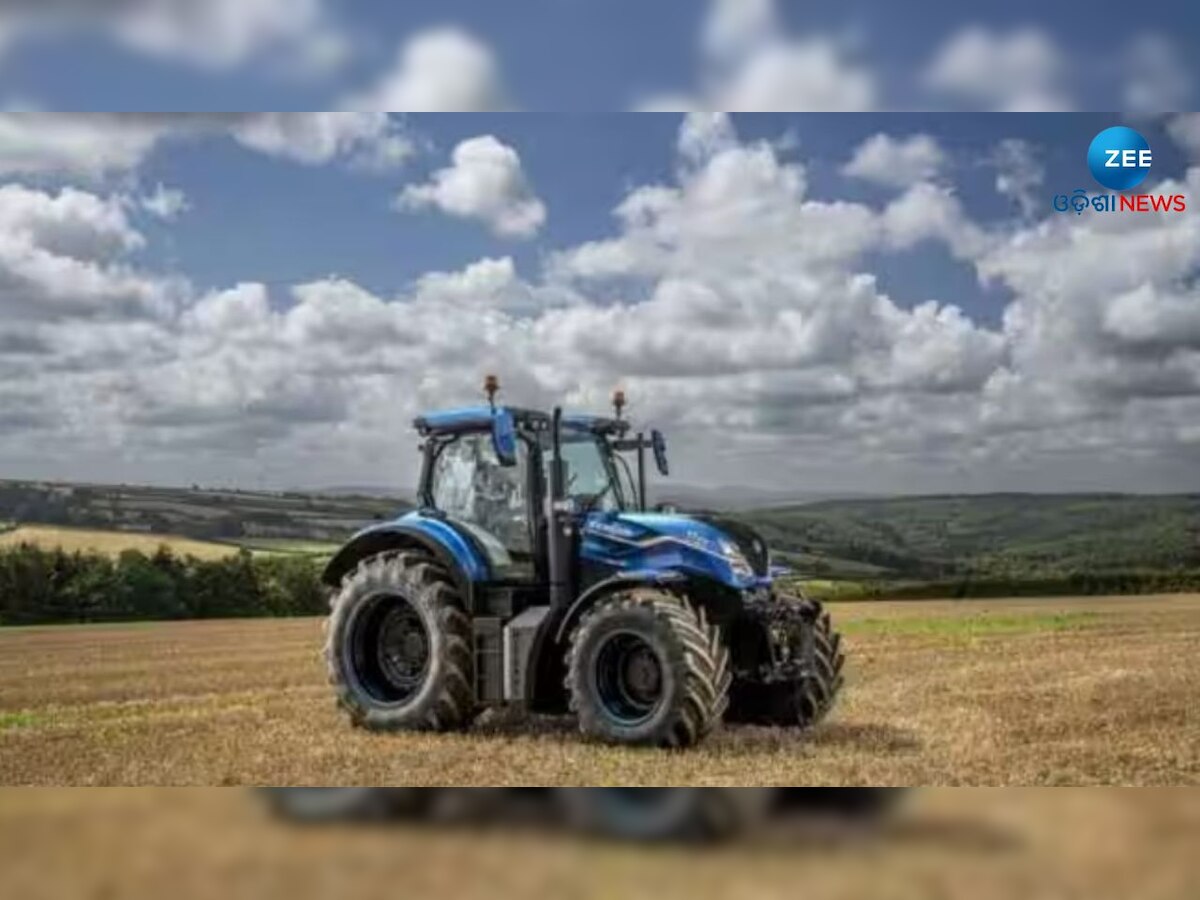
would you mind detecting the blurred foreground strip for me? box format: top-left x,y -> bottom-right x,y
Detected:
1,788 -> 1197,900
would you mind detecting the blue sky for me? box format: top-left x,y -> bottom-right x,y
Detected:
0,1 -> 1196,111
135,113 -> 1189,325
1,109 -> 1198,493
0,3 -> 1198,493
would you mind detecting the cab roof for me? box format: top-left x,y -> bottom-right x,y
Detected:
414,405 -> 628,437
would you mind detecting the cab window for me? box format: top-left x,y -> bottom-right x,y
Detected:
430,433 -> 531,559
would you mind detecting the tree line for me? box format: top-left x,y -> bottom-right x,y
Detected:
4,542 -> 1200,627
0,544 -> 328,626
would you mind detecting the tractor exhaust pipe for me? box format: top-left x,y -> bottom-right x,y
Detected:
636,431 -> 647,512
547,407 -> 571,608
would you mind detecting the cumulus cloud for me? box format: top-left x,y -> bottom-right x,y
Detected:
677,111 -> 740,165
0,182 -> 182,323
979,166 -> 1200,424
397,135 -> 546,238
1167,115 -> 1200,161
3,115 -> 1199,491
0,113 -> 173,178
701,0 -> 777,64
548,115 -> 1001,411
640,0 -> 876,112
842,134 -> 947,189
0,0 -> 344,74
880,182 -> 990,260
0,113 -> 414,178
139,183 -> 188,220
991,138 -> 1045,218
712,39 -> 877,112
924,26 -> 1073,111
227,112 -> 415,169
345,27 -> 509,112
1121,34 -> 1193,114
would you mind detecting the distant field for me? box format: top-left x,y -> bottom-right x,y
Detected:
0,525 -> 339,561
0,525 -> 240,561
227,537 -> 340,556
0,478 -> 407,547
792,578 -> 873,601
2,594 -> 1197,786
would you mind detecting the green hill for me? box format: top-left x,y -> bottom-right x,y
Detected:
3,480 -> 1198,594
0,480 -> 410,545
742,493 -> 1200,580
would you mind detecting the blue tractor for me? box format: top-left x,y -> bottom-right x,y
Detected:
322,378 -> 844,748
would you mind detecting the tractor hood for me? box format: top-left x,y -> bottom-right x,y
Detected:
580,511 -> 772,588
683,513 -> 772,576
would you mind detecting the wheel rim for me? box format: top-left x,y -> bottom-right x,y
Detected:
593,631 -> 665,726
348,594 -> 431,704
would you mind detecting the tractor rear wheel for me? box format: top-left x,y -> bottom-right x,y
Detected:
566,589 -> 731,749
727,596 -> 845,728
325,551 -> 475,732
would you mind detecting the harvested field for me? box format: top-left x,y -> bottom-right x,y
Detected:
1,595 -> 1198,786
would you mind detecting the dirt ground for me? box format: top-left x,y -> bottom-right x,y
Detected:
0,788 -> 1198,900
1,594 -> 1198,785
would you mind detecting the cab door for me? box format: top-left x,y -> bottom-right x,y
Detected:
427,431 -> 536,580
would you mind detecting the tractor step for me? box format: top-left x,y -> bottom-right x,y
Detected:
503,606 -> 550,702
472,617 -> 504,703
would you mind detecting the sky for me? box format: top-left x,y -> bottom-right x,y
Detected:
0,0 -> 1196,112
2,109 -> 1199,495
0,0 -> 1198,495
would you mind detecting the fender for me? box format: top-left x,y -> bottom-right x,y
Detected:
322,514 -> 492,609
551,568 -> 687,645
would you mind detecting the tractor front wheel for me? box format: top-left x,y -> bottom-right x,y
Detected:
325,552 -> 475,732
566,589 -> 731,749
727,596 -> 845,728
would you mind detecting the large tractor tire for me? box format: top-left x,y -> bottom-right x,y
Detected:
726,596 -> 845,728
566,589 -> 731,749
325,552 -> 475,732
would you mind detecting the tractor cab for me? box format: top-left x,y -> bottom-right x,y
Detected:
319,378 -> 844,749
409,398 -> 666,588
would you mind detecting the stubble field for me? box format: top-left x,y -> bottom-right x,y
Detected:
1,594 -> 1197,786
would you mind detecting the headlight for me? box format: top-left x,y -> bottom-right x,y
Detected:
718,539 -> 754,578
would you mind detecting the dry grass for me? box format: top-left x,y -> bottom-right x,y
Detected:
0,594 -> 1198,786
0,524 -> 239,560
1,788 -> 1198,900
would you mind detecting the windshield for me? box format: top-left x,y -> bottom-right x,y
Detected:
547,432 -> 626,512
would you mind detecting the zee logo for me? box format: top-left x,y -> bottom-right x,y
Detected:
1088,126 -> 1151,192
1104,148 -> 1151,169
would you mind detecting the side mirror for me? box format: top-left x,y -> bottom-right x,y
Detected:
651,429 -> 669,476
491,408 -> 518,467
